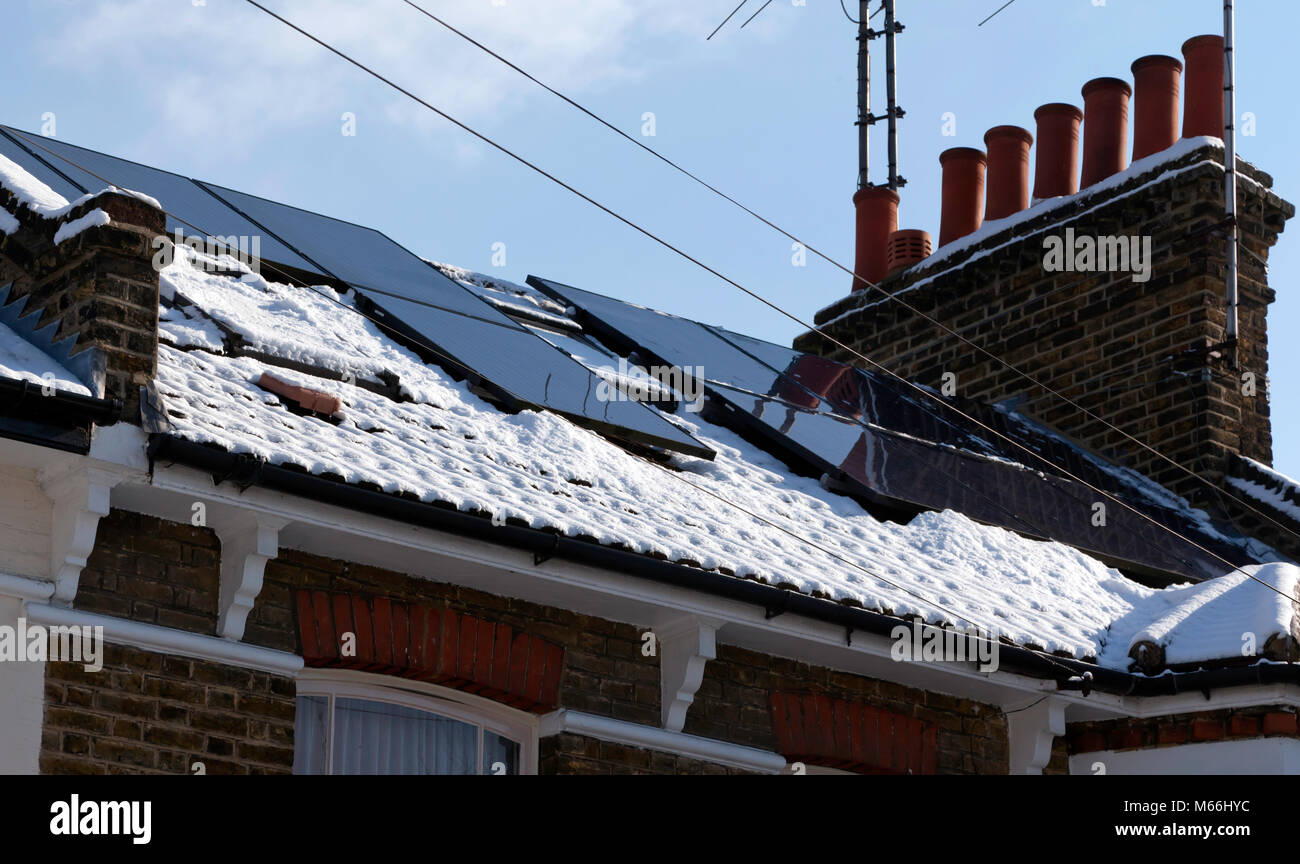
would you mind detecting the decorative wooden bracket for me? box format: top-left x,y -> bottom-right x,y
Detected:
215,513 -> 290,641
659,615 -> 724,733
40,467 -> 118,605
1007,695 -> 1066,774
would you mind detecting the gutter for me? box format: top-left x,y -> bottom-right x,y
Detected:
146,433 -> 1300,701
0,377 -> 122,426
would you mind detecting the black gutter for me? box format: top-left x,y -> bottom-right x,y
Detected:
146,433 -> 1300,700
0,377 -> 122,426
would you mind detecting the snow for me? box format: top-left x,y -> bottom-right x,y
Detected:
149,252 -> 1297,670
1105,563 -> 1299,668
0,320 -> 91,395
52,208 -> 110,244
0,208 -> 17,236
429,260 -> 571,324
0,152 -> 74,217
158,303 -> 226,352
1227,457 -> 1300,524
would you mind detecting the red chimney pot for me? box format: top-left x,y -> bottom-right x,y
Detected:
1131,54 -> 1183,160
938,147 -> 987,247
850,185 -> 900,290
1032,103 -> 1084,200
983,125 -> 1034,221
1181,35 -> 1224,139
1080,76 -> 1132,187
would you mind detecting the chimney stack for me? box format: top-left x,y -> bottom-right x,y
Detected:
983,125 -> 1034,221
1080,77 -> 1132,188
1131,55 -> 1183,160
938,147 -> 987,246
850,186 -> 900,290
1181,35 -> 1225,139
1032,103 -> 1084,200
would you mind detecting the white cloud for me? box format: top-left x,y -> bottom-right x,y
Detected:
37,0 -> 723,151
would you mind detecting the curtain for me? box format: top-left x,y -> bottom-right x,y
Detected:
293,695 -> 329,775
331,697 -> 478,775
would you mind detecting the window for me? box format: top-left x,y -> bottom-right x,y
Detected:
294,671 -> 537,775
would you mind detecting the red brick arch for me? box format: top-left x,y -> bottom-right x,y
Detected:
295,589 -> 564,713
769,692 -> 938,774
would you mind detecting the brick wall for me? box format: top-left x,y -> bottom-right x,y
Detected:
540,733 -> 754,775
49,510 -> 1017,774
1067,706 -> 1299,756
75,509 -> 219,635
40,644 -> 295,775
796,143 -> 1294,508
0,189 -> 163,419
686,644 -> 1009,774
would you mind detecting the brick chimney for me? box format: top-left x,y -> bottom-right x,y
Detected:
0,188 -> 164,422
798,40 -> 1294,514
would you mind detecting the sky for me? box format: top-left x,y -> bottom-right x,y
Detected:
4,0 -> 1297,476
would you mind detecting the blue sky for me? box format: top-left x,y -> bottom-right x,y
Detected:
5,0 -> 1296,475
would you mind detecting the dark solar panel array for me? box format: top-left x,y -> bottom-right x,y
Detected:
0,130 -> 714,459
530,275 -> 1258,583
0,129 -> 318,272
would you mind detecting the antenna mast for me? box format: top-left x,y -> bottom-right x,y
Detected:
1223,0 -> 1239,368
856,0 -> 871,190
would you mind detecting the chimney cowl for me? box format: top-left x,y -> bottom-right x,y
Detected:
850,184 -> 900,290
1080,76 -> 1132,188
1032,103 -> 1084,200
886,229 -> 932,276
1181,34 -> 1225,139
938,147 -> 987,247
1131,54 -> 1183,161
983,125 -> 1034,221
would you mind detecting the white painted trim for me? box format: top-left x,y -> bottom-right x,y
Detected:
39,466 -> 117,603
0,572 -> 56,603
1071,738 -> 1300,774
111,465 -> 1300,725
1007,696 -> 1066,774
540,708 -> 788,774
23,602 -> 303,676
213,513 -> 290,641
658,614 -> 722,732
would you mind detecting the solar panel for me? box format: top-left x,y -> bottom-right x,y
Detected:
0,129 -> 319,273
0,129 -> 87,204
531,275 -> 1257,582
198,182 -> 511,324
356,293 -> 714,459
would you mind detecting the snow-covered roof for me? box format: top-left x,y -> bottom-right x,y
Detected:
1,136 -> 1294,676
0,319 -> 90,396
146,246 -> 1298,672
1228,457 -> 1300,528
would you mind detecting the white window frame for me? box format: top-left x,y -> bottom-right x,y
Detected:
296,669 -> 539,775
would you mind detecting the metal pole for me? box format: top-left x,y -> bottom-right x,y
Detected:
1224,0 -> 1239,367
857,0 -> 871,189
884,0 -> 899,189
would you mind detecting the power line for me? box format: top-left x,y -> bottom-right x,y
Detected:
0,130 -> 1073,678
398,0 -> 1300,553
740,0 -> 775,30
3,129 -> 1268,685
233,0 -> 1300,610
707,0 -> 750,40
978,0 -> 1019,27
